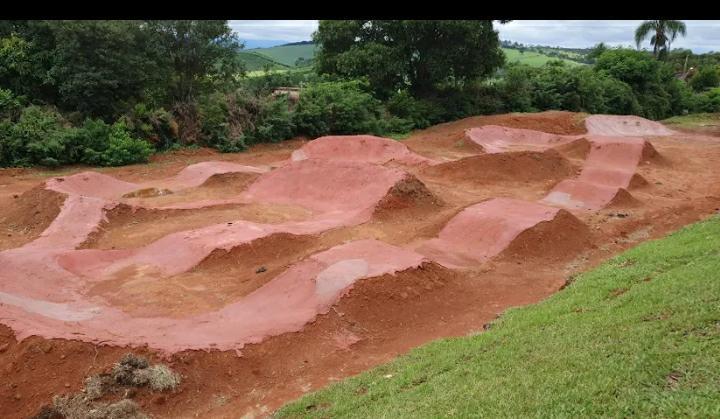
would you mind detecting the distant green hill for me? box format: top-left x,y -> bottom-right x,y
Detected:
237,51 -> 290,71
238,43 -> 585,73
502,48 -> 585,67
250,43 -> 317,67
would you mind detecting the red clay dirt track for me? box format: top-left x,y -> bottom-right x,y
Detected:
1,111 -> 719,418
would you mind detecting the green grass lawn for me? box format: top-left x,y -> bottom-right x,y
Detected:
277,215 -> 720,418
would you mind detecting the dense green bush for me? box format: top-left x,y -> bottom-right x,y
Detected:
197,90 -> 296,152
98,122 -> 154,166
293,80 -> 385,137
690,66 -> 720,92
120,104 -> 178,151
0,105 -> 153,168
251,95 -> 295,144
0,105 -> 68,167
498,62 -> 640,115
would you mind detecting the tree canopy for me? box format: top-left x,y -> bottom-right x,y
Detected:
313,20 -> 505,97
635,20 -> 687,59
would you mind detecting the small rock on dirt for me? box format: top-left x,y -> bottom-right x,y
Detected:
255,266 -> 267,274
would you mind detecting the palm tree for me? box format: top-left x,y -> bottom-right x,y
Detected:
635,20 -> 687,59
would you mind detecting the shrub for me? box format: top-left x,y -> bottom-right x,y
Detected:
690,66 -> 720,92
0,88 -> 22,120
63,118 -> 112,165
293,80 -> 385,137
386,91 -> 434,129
0,105 -> 68,167
250,95 -> 295,144
198,92 -> 249,153
97,122 -> 154,166
121,103 -> 178,151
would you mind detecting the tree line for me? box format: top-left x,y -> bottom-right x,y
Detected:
1,20 -> 719,168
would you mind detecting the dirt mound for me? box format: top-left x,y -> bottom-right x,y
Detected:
242,159 -> 408,214
0,187 -> 66,250
373,174 -> 444,220
585,115 -> 676,137
45,171 -> 138,200
421,149 -> 574,184
498,209 -> 592,262
417,198 -> 570,268
90,233 -> 326,318
197,171 -> 260,189
465,125 -> 580,153
628,173 -> 649,190
291,135 -> 431,165
553,137 -> 592,159
402,111 -> 587,160
606,188 -> 642,209
122,187 -> 174,199
160,161 -> 266,191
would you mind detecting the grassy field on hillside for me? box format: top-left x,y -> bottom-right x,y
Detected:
278,215 -> 720,417
252,44 -> 318,67
237,51 -> 290,71
502,48 -> 584,67
240,44 -> 584,71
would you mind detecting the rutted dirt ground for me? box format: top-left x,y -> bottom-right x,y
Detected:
1,111 -> 719,418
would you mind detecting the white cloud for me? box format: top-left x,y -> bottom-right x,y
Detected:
228,20 -> 720,53
228,20 -> 318,41
497,20 -> 720,53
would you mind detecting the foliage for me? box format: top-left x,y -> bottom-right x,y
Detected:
499,62 -> 640,115
0,105 -> 67,167
98,122 -> 154,166
146,20 -> 245,103
689,66 -> 720,92
120,103 -> 178,151
45,20 -> 165,121
293,80 -> 386,137
635,20 -> 687,59
314,20 -> 504,97
0,104 -> 153,167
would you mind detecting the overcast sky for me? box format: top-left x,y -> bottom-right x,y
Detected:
229,20 -> 720,53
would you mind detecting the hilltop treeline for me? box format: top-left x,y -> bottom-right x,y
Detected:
1,20 -> 719,168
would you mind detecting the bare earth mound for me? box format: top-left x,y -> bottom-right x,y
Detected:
421,149 -> 575,184
585,114 -> 676,137
417,198 -> 579,268
0,186 -> 66,250
291,135 -> 432,165
2,111 -> 720,418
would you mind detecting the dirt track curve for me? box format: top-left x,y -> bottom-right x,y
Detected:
1,111 -> 719,418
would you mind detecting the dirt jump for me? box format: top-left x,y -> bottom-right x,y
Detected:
1,111 -> 719,418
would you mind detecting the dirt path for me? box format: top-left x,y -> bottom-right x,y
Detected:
1,111 -> 719,418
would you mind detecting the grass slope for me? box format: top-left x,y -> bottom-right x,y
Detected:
502,48 -> 583,67
663,113 -> 720,128
252,44 -> 317,67
237,51 -> 290,71
243,44 -> 582,70
277,215 -> 720,417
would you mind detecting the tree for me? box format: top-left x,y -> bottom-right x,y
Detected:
587,42 -> 608,61
313,20 -> 504,97
46,20 -> 164,120
146,20 -> 244,103
689,66 -> 720,92
635,20 -> 687,59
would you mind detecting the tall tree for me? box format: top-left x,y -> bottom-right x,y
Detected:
313,20 -> 504,97
635,20 -> 687,59
146,20 -> 244,103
